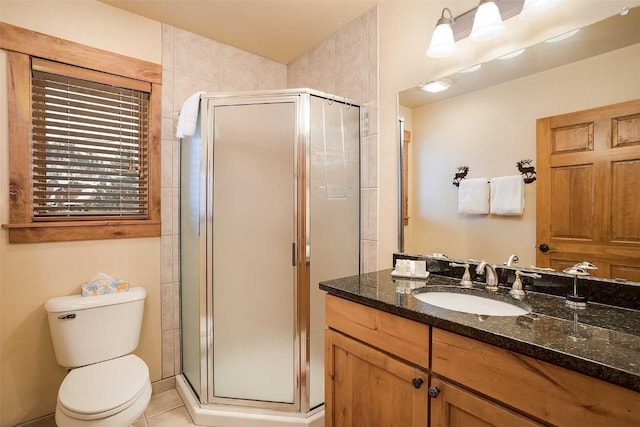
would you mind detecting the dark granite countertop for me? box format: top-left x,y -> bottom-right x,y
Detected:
319,269 -> 640,393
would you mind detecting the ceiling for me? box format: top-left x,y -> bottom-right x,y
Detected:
400,5 -> 640,108
99,0 -> 377,64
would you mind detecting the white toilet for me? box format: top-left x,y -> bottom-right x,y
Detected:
45,287 -> 151,426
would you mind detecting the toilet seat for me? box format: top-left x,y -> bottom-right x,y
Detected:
57,354 -> 149,420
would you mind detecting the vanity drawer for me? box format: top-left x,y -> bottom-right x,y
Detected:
325,295 -> 430,369
432,328 -> 639,426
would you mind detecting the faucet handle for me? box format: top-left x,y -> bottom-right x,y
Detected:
518,270 -> 542,280
509,270 -> 541,299
449,262 -> 473,288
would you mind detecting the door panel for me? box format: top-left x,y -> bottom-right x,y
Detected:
211,102 -> 296,404
612,160 -> 640,242
430,378 -> 541,427
549,165 -> 593,239
325,329 -> 428,427
537,99 -> 640,279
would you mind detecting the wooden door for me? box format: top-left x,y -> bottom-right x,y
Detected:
430,378 -> 541,427
325,329 -> 428,427
536,99 -> 640,280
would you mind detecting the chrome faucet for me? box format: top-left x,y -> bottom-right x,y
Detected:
505,254 -> 519,266
476,261 -> 499,291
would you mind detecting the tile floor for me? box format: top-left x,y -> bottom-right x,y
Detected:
133,389 -> 203,427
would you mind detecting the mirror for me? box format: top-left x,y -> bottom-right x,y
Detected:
398,7 -> 640,269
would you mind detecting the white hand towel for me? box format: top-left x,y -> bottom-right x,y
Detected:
458,178 -> 490,214
490,175 -> 525,215
176,91 -> 205,138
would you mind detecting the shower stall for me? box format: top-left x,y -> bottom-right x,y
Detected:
179,89 -> 360,425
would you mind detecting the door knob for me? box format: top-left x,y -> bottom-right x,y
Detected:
428,386 -> 441,398
411,378 -> 424,389
538,243 -> 556,253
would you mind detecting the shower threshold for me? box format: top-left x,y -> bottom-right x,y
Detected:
176,375 -> 325,427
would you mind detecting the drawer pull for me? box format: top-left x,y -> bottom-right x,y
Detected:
411,378 -> 424,389
428,386 -> 441,398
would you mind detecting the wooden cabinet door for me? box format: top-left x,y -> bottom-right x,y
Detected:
536,99 -> 640,280
325,329 -> 428,427
430,378 -> 541,427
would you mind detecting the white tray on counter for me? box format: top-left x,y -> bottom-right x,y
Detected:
391,270 -> 430,280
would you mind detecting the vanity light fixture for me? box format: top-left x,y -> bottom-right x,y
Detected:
419,79 -> 452,93
497,48 -> 526,59
519,0 -> 565,21
544,28 -> 579,43
470,0 -> 506,41
427,8 -> 457,58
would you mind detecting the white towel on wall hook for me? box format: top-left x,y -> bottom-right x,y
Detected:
176,91 -> 205,138
458,178 -> 490,214
490,175 -> 525,215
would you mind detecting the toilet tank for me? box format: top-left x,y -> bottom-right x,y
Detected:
45,287 -> 146,368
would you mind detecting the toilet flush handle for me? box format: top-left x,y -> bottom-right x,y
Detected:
57,313 -> 76,320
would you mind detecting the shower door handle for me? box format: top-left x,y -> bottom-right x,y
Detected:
292,243 -> 296,267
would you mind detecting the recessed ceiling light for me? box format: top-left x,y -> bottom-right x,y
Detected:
544,28 -> 580,43
419,79 -> 453,93
459,64 -> 482,73
498,48 -> 526,60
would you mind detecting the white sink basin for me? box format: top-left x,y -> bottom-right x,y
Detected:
413,290 -> 531,316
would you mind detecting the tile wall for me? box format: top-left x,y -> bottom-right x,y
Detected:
160,25 -> 288,379
288,7 -> 379,274
159,5 -> 378,379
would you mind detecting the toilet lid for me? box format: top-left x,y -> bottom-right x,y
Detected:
58,354 -> 149,416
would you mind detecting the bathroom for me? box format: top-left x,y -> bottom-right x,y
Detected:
0,0 -> 637,426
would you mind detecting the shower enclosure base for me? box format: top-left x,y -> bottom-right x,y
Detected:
177,375 -> 325,427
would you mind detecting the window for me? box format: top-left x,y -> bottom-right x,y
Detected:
1,22 -> 161,243
31,60 -> 150,220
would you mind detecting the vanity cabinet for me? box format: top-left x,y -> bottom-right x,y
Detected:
325,295 -> 640,427
325,329 -> 428,427
429,377 -> 541,427
432,328 -> 639,426
325,295 -> 430,427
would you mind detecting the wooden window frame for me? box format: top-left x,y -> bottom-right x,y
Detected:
1,22 -> 161,243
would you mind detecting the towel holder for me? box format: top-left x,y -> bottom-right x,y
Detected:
517,159 -> 536,184
452,166 -> 469,187
453,160 -> 536,187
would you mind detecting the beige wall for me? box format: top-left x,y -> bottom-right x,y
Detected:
378,0 -> 640,268
0,1 -> 162,426
405,43 -> 640,266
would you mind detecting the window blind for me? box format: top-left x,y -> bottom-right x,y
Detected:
31,66 -> 150,220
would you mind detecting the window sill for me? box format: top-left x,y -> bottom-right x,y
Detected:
2,220 -> 161,243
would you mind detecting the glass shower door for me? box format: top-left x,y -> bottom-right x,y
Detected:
209,101 -> 297,406
307,95 -> 361,409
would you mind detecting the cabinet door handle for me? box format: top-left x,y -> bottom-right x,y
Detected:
428,386 -> 441,398
411,378 -> 424,389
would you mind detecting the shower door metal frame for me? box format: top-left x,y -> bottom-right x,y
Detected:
203,92 -> 306,412
186,89 -> 359,414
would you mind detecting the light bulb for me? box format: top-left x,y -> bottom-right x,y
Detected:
427,8 -> 457,58
470,0 -> 505,41
427,22 -> 457,58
